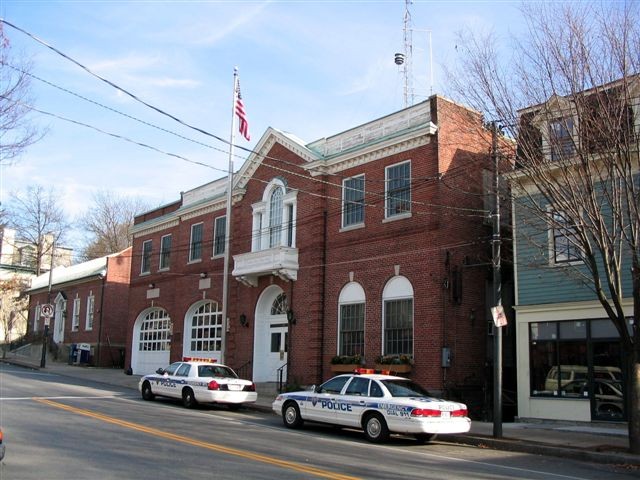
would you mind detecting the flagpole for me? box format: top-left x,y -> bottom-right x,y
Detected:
220,67 -> 238,364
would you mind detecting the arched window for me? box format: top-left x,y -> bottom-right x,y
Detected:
189,301 -> 222,352
269,187 -> 284,248
139,309 -> 171,351
382,276 -> 414,356
252,178 -> 297,252
338,282 -> 365,356
271,293 -> 288,315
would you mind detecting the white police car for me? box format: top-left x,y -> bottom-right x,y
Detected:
139,357 -> 257,409
272,370 -> 470,443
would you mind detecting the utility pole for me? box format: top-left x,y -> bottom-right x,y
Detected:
491,122 -> 503,438
40,239 -> 54,368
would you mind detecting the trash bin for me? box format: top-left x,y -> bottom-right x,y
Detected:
68,344 -> 78,365
79,349 -> 90,364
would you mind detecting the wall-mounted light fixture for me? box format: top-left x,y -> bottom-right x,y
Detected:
148,283 -> 155,289
239,313 -> 248,328
200,272 -> 207,279
470,308 -> 476,325
286,309 -> 296,325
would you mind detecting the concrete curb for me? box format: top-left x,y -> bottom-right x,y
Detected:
439,434 -> 640,467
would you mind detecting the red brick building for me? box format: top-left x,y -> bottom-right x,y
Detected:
26,248 -> 132,367
126,97 -> 493,401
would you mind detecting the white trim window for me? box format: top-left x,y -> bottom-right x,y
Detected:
213,216 -> 226,257
189,301 -> 223,353
342,175 -> 365,228
85,294 -> 95,331
338,282 -> 366,356
382,276 -> 414,356
189,222 -> 204,262
550,210 -> 581,264
251,179 -> 297,251
72,297 -> 81,332
159,234 -> 172,270
385,161 -> 411,218
141,240 -> 152,274
549,117 -> 575,161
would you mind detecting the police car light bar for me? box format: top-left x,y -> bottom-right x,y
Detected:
182,357 -> 217,363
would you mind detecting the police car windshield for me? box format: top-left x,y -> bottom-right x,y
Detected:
381,379 -> 431,398
198,365 -> 238,378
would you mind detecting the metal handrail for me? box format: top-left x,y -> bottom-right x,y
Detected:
276,362 -> 288,393
235,360 -> 252,380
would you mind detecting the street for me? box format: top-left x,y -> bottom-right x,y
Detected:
0,364 -> 636,480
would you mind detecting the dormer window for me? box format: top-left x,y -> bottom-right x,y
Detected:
549,117 -> 575,161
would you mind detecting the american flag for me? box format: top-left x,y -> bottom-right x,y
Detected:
235,80 -> 250,141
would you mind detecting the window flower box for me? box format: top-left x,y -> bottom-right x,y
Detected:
374,354 -> 413,373
330,354 -> 363,373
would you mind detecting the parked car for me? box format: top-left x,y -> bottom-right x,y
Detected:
560,378 -> 624,419
0,428 -> 5,461
272,371 -> 470,443
139,357 -> 257,409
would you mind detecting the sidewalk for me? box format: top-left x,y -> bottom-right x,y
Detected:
2,357 -> 638,467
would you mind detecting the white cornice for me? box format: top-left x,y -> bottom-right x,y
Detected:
303,126 -> 434,176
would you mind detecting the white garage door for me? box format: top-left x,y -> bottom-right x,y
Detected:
131,308 -> 171,375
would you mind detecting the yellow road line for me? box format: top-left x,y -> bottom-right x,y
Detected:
35,398 -> 360,480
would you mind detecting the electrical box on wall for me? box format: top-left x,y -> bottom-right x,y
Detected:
442,347 -> 451,368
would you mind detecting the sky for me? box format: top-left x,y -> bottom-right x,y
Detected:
0,0 -> 529,255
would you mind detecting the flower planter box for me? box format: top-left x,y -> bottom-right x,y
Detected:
330,364 -> 361,373
375,363 -> 412,373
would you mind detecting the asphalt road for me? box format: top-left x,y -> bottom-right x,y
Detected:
0,363 -> 637,480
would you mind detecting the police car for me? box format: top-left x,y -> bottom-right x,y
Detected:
272,370 -> 470,443
139,357 -> 257,409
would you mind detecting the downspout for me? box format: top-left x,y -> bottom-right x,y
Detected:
318,210 -> 328,384
95,267 -> 107,367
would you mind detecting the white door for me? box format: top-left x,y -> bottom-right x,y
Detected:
52,297 -> 65,343
131,308 -> 172,375
253,287 -> 289,383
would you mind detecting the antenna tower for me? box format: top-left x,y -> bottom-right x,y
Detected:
402,0 -> 414,107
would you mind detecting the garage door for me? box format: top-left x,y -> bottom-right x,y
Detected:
131,308 -> 171,375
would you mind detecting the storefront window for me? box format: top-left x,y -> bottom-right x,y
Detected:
529,319 -> 625,420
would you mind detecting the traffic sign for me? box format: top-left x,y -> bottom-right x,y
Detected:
41,304 -> 54,318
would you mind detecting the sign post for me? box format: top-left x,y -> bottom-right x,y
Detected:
40,303 -> 54,368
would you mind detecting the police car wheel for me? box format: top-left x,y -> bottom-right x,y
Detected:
141,381 -> 155,401
414,433 -> 437,444
182,388 -> 198,408
363,413 -> 389,443
283,402 -> 303,429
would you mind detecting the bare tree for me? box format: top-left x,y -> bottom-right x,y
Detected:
0,22 -> 42,164
6,185 -> 71,275
447,2 -> 640,452
77,191 -> 149,260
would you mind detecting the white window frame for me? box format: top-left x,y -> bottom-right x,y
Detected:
342,174 -> 365,229
385,160 -> 411,219
141,240 -> 152,275
548,116 -> 576,161
381,276 -> 414,356
159,234 -> 171,270
338,282 -> 366,356
85,293 -> 95,331
72,297 -> 81,332
213,216 -> 226,257
251,179 -> 297,252
548,207 -> 582,265
189,222 -> 204,263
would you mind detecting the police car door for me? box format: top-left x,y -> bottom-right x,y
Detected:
155,362 -> 182,396
338,377 -> 371,427
305,376 -> 350,423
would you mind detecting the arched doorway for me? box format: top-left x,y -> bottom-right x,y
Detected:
182,300 -> 223,362
131,307 -> 172,375
253,285 -> 288,382
52,292 -> 67,344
